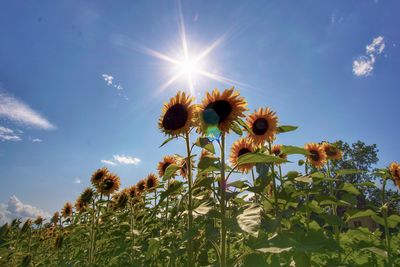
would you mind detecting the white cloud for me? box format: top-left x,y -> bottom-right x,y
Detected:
101,74 -> 127,100
74,178 -> 81,184
113,154 -> 141,165
0,90 -> 56,129
101,159 -> 117,166
0,196 -> 50,225
0,126 -> 22,142
31,138 -> 42,143
353,36 -> 385,77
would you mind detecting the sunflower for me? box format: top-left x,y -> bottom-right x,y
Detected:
146,173 -> 159,192
230,138 -> 256,173
305,143 -> 327,168
34,216 -> 43,225
159,91 -> 197,136
98,173 -> 120,195
112,191 -> 129,210
126,185 -> 138,199
91,167 -> 109,189
246,107 -> 278,146
389,162 -> 400,181
198,88 -> 247,134
157,155 -> 178,177
271,144 -> 288,161
178,156 -> 195,178
136,179 -> 147,195
61,202 -> 73,218
80,188 -> 94,206
51,212 -> 59,225
322,142 -> 342,161
74,197 -> 86,213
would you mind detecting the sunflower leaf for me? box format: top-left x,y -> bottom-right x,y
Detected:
346,209 -> 377,222
195,137 -> 215,154
163,164 -> 180,180
159,136 -> 176,148
336,169 -> 365,176
238,152 -> 286,165
158,181 -> 183,204
280,145 -> 309,155
236,204 -> 262,237
340,182 -> 360,196
277,125 -> 298,133
230,121 -> 243,136
236,118 -> 253,134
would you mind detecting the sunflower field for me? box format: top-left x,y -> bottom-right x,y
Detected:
1,88 -> 400,267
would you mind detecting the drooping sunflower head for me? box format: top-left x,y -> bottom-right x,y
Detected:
146,173 -> 159,192
322,142 -> 342,161
61,202 -> 73,218
246,107 -> 278,146
159,91 -> 197,136
198,88 -> 248,135
157,155 -> 178,177
271,144 -> 288,161
80,188 -> 94,206
98,173 -> 120,195
136,179 -> 147,195
34,216 -> 43,225
112,191 -> 129,210
305,143 -> 327,168
91,167 -> 109,189
178,156 -> 195,178
126,185 -> 138,199
74,197 -> 86,213
389,162 -> 400,181
230,138 -> 256,173
51,212 -> 59,225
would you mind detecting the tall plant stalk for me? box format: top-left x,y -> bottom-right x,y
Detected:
381,179 -> 392,266
184,132 -> 194,266
219,134 -> 227,267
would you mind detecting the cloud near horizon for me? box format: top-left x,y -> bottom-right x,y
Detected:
0,196 -> 50,225
353,36 -> 385,77
0,125 -> 21,142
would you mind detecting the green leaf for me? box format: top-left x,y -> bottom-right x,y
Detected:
294,175 -> 312,183
238,152 -> 286,165
257,247 -> 292,254
195,137 -> 215,153
159,136 -> 176,148
280,145 -> 309,155
360,247 -> 387,258
163,164 -> 180,180
198,156 -> 219,171
243,253 -> 266,267
192,175 -> 214,190
346,209 -> 377,222
236,204 -> 262,237
228,180 -> 247,189
236,118 -> 253,134
193,202 -> 213,217
340,182 -> 360,196
277,125 -> 298,133
146,238 -> 160,259
336,169 -> 365,176
231,121 -> 243,135
158,181 -> 183,204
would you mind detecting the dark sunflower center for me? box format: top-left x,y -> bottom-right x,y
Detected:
102,179 -> 114,190
162,162 -> 171,173
147,179 -> 155,189
252,118 -> 269,135
272,149 -> 281,156
162,104 -> 188,131
138,183 -> 145,191
94,172 -> 105,181
326,147 -> 337,157
309,150 -> 320,162
204,100 -> 232,124
65,207 -> 71,214
238,148 -> 251,157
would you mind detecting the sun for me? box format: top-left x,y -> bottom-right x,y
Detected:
139,5 -> 248,96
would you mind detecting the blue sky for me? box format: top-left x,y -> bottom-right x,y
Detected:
0,0 -> 399,220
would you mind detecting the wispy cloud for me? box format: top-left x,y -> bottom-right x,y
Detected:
101,155 -> 141,166
353,36 -> 385,77
0,126 -> 22,142
0,90 -> 56,129
101,159 -> 117,166
74,178 -> 81,184
0,196 -> 50,225
101,74 -> 128,100
31,138 -> 42,143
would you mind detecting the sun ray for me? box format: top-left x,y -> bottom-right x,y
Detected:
198,70 -> 251,88
194,34 -> 226,63
157,71 -> 183,94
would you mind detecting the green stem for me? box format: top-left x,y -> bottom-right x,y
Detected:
166,179 -> 170,229
185,132 -> 194,266
382,179 -> 392,266
251,168 -> 258,204
268,142 -> 279,221
220,134 -> 227,267
327,161 -> 341,262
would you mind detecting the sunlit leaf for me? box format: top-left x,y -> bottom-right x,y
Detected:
257,247 -> 292,254
238,152 -> 286,165
236,204 -> 262,237
159,136 -> 176,148
360,247 -> 387,258
163,164 -> 180,180
280,145 -> 309,155
195,137 -> 215,153
346,209 -> 377,222
340,182 -> 360,196
277,125 -> 298,133
336,169 -> 365,176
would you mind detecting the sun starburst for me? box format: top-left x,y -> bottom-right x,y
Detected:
140,4 -> 248,95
